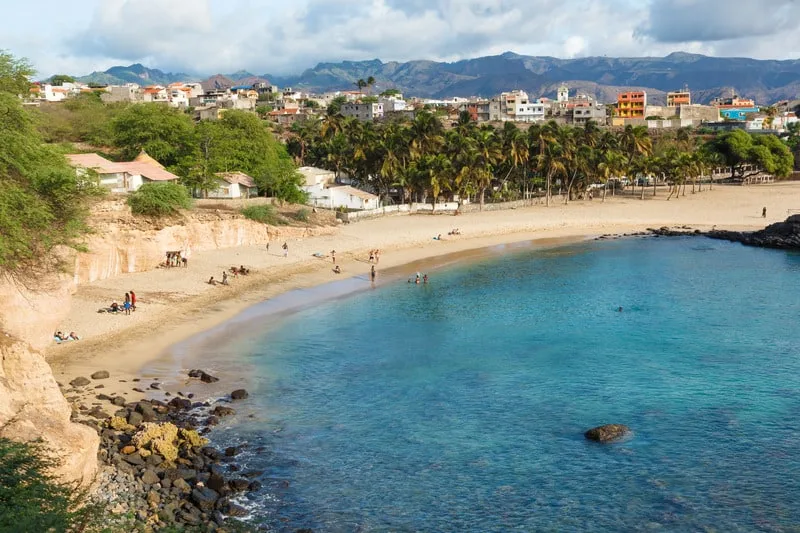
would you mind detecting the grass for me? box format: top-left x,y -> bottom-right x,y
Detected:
241,204 -> 288,225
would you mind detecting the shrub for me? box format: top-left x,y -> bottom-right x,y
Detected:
294,208 -> 310,222
0,438 -> 103,532
241,204 -> 287,225
127,182 -> 192,217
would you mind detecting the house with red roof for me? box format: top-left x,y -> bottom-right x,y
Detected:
66,151 -> 180,193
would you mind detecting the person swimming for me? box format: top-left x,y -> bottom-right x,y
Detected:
618,306 -> 623,312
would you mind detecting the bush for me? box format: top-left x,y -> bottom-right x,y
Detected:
241,204 -> 286,225
127,182 -> 192,217
294,208 -> 310,222
0,438 -> 103,532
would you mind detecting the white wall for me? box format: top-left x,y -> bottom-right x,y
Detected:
206,181 -> 242,199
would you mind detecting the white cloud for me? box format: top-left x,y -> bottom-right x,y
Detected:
3,0 -> 800,78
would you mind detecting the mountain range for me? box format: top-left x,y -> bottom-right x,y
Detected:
72,52 -> 800,105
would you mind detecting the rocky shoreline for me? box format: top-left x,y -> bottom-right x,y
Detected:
63,370 -> 266,532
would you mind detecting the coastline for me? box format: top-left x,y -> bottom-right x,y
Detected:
49,183 -> 800,395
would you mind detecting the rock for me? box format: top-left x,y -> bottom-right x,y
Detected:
189,369 -> 221,383
168,397 -> 192,411
70,376 -> 91,388
202,447 -> 223,461
150,382 -> 161,390
127,411 -> 144,427
212,406 -> 235,417
88,407 -> 111,419
112,396 -> 126,407
207,473 -> 226,492
228,478 -> 250,492
230,389 -> 249,401
584,424 -> 631,443
191,487 -> 219,512
120,445 -> 136,455
224,445 -> 244,457
97,393 -> 113,401
135,402 -> 157,422
221,502 -> 248,517
91,370 -> 110,380
122,452 -> 146,466
248,480 -> 262,491
141,469 -> 160,485
205,416 -> 220,426
172,478 -> 191,493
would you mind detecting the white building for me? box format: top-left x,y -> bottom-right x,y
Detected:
499,90 -> 545,122
206,172 -> 259,199
142,86 -> 169,103
298,166 -> 379,210
379,96 -> 408,112
66,152 -> 181,193
341,102 -> 384,121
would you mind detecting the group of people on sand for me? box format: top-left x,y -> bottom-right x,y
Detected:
368,249 -> 381,263
208,266 -> 252,286
108,291 -> 137,315
408,272 -> 429,284
53,331 -> 80,343
448,228 -> 462,235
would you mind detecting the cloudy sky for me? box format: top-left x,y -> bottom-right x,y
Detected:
5,0 -> 800,78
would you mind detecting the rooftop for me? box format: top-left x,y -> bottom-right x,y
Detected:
215,171 -> 256,188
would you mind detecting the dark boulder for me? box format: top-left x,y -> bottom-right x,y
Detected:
228,478 -> 251,492
230,389 -> 249,400
168,397 -> 192,411
135,402 -> 157,422
189,369 -> 221,383
220,502 -> 248,517
91,370 -> 110,380
191,487 -> 220,512
212,406 -> 235,417
127,411 -> 143,427
207,473 -> 226,492
112,396 -> 126,407
69,377 -> 91,388
708,215 -> 800,250
584,424 -> 631,443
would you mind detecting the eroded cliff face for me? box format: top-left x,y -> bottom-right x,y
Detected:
74,209 -> 336,284
0,273 -> 99,484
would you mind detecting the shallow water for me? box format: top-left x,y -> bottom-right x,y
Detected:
218,237 -> 800,532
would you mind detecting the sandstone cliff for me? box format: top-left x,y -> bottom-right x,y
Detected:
0,272 -> 99,484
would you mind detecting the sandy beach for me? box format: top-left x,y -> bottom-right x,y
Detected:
48,183 -> 800,397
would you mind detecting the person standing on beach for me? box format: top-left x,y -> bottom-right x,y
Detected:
266,242 -> 270,252
375,250 -> 380,264
369,250 -> 375,263
123,293 -> 132,315
370,265 -> 376,282
222,271 -> 229,285
331,250 -> 336,264
283,242 -> 289,257
763,207 -> 767,218
130,290 -> 137,311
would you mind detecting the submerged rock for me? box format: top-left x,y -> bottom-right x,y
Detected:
230,389 -> 249,401
584,424 -> 631,443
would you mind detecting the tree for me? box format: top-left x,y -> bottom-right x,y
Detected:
327,95 -> 348,116
112,104 -> 196,167
50,74 -> 75,86
0,51 -> 34,95
0,439 -> 103,532
0,53 -> 98,269
366,76 -> 376,95
707,130 -> 794,181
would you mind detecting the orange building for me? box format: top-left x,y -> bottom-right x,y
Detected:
617,91 -> 647,118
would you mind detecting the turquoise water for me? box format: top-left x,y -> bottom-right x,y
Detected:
223,238 -> 800,532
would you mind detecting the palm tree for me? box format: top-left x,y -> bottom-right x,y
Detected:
597,149 -> 625,202
619,125 -> 652,197
355,79 -> 367,93
366,76 -> 376,95
472,127 -> 501,209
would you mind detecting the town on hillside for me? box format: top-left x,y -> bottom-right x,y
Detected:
27,77 -> 800,134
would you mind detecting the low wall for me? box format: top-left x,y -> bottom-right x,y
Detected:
195,197 -> 275,210
336,199 -> 536,222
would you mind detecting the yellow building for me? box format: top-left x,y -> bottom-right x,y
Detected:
617,91 -> 647,118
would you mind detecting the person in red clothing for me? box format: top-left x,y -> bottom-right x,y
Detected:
130,290 -> 137,311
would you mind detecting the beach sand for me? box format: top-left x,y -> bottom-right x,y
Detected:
48,183 -> 800,398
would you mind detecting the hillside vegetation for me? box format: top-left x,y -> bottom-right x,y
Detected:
0,52 -> 99,270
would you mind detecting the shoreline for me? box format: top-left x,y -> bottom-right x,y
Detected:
49,183 -> 800,397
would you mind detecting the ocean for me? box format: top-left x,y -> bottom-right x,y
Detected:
201,237 -> 800,532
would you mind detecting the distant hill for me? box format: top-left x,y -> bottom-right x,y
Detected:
70,52 -> 800,104
75,63 -> 194,86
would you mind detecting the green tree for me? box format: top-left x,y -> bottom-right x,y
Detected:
707,129 -> 794,181
327,95 -> 348,117
112,104 -> 196,167
127,182 -> 192,216
0,54 -> 98,269
0,51 -> 34,94
50,74 -> 75,86
0,439 -> 102,532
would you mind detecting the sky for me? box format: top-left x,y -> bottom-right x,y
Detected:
4,0 -> 800,79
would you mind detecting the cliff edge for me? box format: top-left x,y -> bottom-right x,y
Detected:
0,272 -> 99,485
